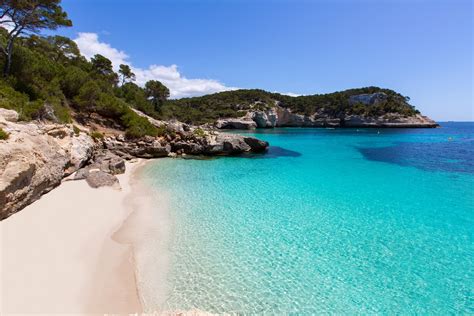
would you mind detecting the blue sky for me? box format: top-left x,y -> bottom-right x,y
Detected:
58,0 -> 472,121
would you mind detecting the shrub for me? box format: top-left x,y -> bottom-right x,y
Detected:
19,99 -> 44,121
193,127 -> 206,137
90,131 -> 104,140
0,127 -> 9,140
61,66 -> 89,98
73,80 -> 101,114
121,109 -> 158,139
47,97 -> 71,123
73,125 -> 80,136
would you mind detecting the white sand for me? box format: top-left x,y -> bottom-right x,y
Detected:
0,159 -> 156,315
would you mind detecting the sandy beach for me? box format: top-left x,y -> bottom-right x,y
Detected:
0,159 -> 154,315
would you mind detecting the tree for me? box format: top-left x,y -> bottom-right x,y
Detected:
91,54 -> 113,76
118,64 -> 135,85
74,80 -> 101,116
91,54 -> 118,85
47,35 -> 80,62
145,80 -> 170,111
0,0 -> 72,76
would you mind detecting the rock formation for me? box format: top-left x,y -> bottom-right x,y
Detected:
214,93 -> 438,129
0,116 -> 96,220
0,109 -> 269,220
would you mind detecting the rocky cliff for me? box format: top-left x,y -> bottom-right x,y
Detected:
0,108 -> 268,220
164,89 -> 438,129
215,93 -> 438,129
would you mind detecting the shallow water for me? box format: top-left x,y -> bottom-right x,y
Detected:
140,123 -> 474,314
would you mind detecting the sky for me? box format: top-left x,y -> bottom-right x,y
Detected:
57,0 -> 472,121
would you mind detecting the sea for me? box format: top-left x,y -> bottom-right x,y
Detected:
138,122 -> 474,314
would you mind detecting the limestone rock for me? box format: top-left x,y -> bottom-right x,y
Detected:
216,103 -> 437,129
0,108 -> 271,219
250,109 -> 278,128
348,92 -> 388,106
104,137 -> 171,158
243,137 -> 269,152
0,111 -> 95,219
343,114 -> 438,128
215,118 -> 257,129
0,108 -> 19,122
85,170 -> 120,189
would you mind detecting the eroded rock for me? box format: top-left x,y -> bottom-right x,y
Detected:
0,110 -> 95,219
85,170 -> 120,189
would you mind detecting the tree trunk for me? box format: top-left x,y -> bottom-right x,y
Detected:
3,53 -> 12,77
3,39 -> 14,77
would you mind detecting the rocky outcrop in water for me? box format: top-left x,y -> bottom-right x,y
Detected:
216,118 -> 257,129
342,113 -> 437,127
213,92 -> 438,129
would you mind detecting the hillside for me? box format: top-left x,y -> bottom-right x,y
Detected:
161,88 -> 437,128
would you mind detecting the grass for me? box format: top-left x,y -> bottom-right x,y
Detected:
90,131 -> 104,140
73,125 -> 81,136
0,127 -> 9,140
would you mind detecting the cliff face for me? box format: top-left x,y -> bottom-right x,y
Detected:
0,109 -> 97,219
0,108 -> 268,220
215,93 -> 438,129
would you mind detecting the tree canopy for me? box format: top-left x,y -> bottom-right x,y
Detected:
118,64 -> 135,85
0,0 -> 72,75
145,80 -> 170,111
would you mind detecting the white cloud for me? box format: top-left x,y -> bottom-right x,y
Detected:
74,32 -> 236,98
74,32 -> 128,67
273,91 -> 302,97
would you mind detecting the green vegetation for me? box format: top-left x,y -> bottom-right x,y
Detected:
0,1 -> 168,138
73,125 -> 80,136
89,131 -> 104,140
145,80 -> 170,111
0,0 -> 72,76
0,127 -> 9,140
193,127 -> 206,137
160,88 -> 419,125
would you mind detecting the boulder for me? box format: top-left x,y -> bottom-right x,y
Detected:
0,108 -> 19,122
109,157 -> 126,174
215,118 -> 257,129
104,137 -> 171,158
66,133 -> 96,174
85,170 -> 120,189
205,133 -> 252,155
243,137 -> 269,152
171,141 -> 204,155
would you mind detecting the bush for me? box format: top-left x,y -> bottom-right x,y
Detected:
61,66 -> 89,98
47,97 -> 71,123
193,127 -> 206,137
90,131 -> 104,140
73,80 -> 101,114
121,109 -> 158,139
0,127 -> 9,140
73,125 -> 80,136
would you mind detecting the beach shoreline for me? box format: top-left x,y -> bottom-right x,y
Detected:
0,158 -> 157,315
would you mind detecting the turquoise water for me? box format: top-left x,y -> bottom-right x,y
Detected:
141,123 -> 474,314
